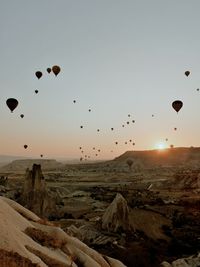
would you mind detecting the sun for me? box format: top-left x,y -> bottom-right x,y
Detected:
155,142 -> 167,150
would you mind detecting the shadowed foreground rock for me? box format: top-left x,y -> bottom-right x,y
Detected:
20,164 -> 56,217
102,193 -> 132,233
0,196 -> 127,267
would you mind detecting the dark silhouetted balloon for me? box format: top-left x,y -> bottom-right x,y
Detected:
174,127 -> 177,131
111,128 -> 114,131
115,141 -> 118,145
40,154 -> 43,158
165,138 -> 168,141
122,125 -> 125,127
79,147 -> 82,150
127,121 -> 129,125
35,71 -> 42,79
172,100 -> 183,113
93,147 -> 95,150
132,142 -> 135,145
125,142 -> 127,144
97,129 -> 100,132
185,71 -> 190,77
24,145 -> 28,149
47,68 -> 51,73
52,65 -> 61,76
20,114 -> 24,118
35,90 -> 38,94
88,109 -> 91,112
6,98 -> 18,113
98,149 -> 100,152
132,120 -> 135,123
128,114 -> 131,117
80,126 -> 83,129
197,88 -> 199,91
170,144 -> 174,148
73,100 -> 76,103
152,114 -> 154,117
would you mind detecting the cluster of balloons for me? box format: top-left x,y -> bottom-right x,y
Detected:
35,65 -> 61,79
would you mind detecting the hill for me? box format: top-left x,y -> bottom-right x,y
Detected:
114,147 -> 200,169
0,159 -> 63,171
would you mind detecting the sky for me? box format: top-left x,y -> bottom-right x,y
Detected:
1,0 -> 200,160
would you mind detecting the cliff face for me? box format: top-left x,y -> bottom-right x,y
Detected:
20,164 -> 56,217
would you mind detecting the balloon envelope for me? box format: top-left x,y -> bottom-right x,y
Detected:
24,145 -> 28,149
185,71 -> 190,77
172,100 -> 183,113
52,65 -> 61,76
6,98 -> 18,112
35,71 -> 42,79
47,68 -> 51,73
20,114 -> 24,118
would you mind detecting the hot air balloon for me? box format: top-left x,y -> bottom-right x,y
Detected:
88,109 -> 91,112
172,100 -> 183,113
128,114 -> 131,117
80,126 -> 83,129
93,147 -> 95,150
197,88 -> 199,91
95,154 -> 98,156
97,129 -> 100,132
115,141 -> 118,145
111,128 -> 114,131
98,149 -> 100,152
73,100 -> 76,103
52,65 -> 61,76
165,138 -> 168,141
20,114 -> 24,118
24,145 -> 28,149
35,71 -> 42,79
152,114 -> 154,117
47,68 -> 51,73
122,125 -> 125,127
6,98 -> 18,113
132,142 -> 135,145
40,154 -> 43,158
132,120 -> 135,123
127,121 -> 129,125
35,90 -> 38,94
129,139 -> 132,142
174,127 -> 177,131
170,144 -> 174,148
125,142 -> 127,144
79,147 -> 82,150
185,71 -> 190,77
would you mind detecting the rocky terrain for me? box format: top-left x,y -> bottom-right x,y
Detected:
0,148 -> 200,266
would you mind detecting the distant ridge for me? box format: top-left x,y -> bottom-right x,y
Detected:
114,147 -> 200,168
0,159 -> 63,171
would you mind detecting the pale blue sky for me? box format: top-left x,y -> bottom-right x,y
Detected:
1,0 -> 200,159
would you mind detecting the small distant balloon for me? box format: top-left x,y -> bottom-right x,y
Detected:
40,154 -> 43,158
80,126 -> 83,129
35,90 -> 38,94
111,128 -> 114,131
52,65 -> 61,76
129,140 -> 132,142
122,125 -> 125,127
98,149 -> 100,152
35,71 -> 42,79
128,114 -> 131,117
170,144 -> 174,148
20,114 -> 24,118
79,147 -> 82,150
88,109 -> 91,112
127,121 -> 129,125
97,129 -> 100,132
125,142 -> 127,144
165,138 -> 168,141
174,127 -> 177,131
132,142 -> 135,145
132,120 -> 135,123
115,141 -> 118,145
6,98 -> 18,113
93,147 -> 95,150
24,145 -> 28,149
172,100 -> 183,113
152,114 -> 154,117
47,68 -> 51,73
197,88 -> 199,91
184,71 -> 190,77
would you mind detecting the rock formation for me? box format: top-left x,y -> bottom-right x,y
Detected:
20,164 -> 56,218
102,193 -> 132,233
161,254 -> 200,267
0,196 -> 127,267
